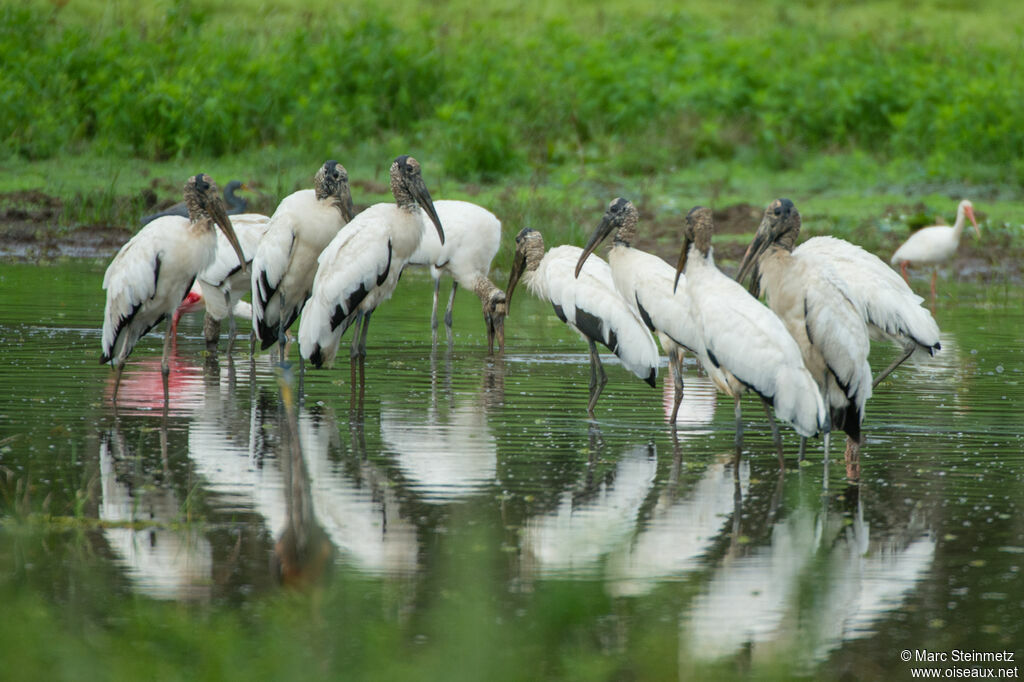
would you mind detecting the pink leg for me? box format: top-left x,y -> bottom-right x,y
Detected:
899,261 -> 910,286
930,269 -> 937,300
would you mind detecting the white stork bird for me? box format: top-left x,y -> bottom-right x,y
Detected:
795,236 -> 940,387
250,161 -> 355,360
736,199 -> 872,476
505,227 -> 658,418
193,212 -> 270,353
890,198 -> 979,298
574,198 -> 701,424
672,206 -> 826,459
101,174 -> 246,400
406,199 -> 507,352
298,155 -> 445,367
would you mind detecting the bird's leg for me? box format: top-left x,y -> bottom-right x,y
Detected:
669,347 -> 685,424
586,339 -> 607,417
899,261 -> 911,286
226,311 -> 238,356
358,311 -> 373,358
349,313 -> 364,360
823,430 -> 831,465
430,277 -> 440,344
162,322 -> 174,378
845,435 -> 861,482
733,397 -> 743,454
277,295 -> 289,367
203,314 -> 220,354
445,281 -> 458,331
930,269 -> 938,301
872,341 -> 916,388
112,362 -> 124,402
798,437 -> 807,462
298,355 -> 305,406
761,397 -> 784,467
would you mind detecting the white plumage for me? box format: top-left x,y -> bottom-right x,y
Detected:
298,155 -> 446,367
101,174 -> 246,400
192,213 -> 270,351
576,198 -> 701,423
251,161 -> 354,353
506,227 -> 658,417
737,199 -> 872,471
406,199 -> 506,351
674,206 -> 827,452
796,236 -> 940,386
890,198 -> 979,298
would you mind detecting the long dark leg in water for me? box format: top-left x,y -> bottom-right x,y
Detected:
277,293 -> 289,364
349,312 -> 363,360
445,281 -> 458,331
430,276 -> 440,345
204,314 -> 221,354
668,346 -> 685,424
357,310 -> 373,358
845,435 -> 861,482
872,341 -> 916,388
761,397 -> 784,467
586,339 -> 608,418
733,396 -> 743,454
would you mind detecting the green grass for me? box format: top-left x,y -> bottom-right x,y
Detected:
3,0 -> 1023,268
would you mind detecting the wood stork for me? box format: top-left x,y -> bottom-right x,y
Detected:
574,198 -> 701,424
101,174 -> 246,400
142,179 -> 249,224
505,227 -> 658,418
795,236 -> 940,388
406,199 -> 506,352
195,212 -> 270,353
891,199 -> 979,298
672,206 -> 827,459
736,199 -> 872,476
170,281 -> 252,340
298,155 -> 446,367
250,161 -> 354,359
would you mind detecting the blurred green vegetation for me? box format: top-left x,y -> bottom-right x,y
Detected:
2,0 -> 1023,267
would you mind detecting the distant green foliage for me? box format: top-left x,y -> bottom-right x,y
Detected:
3,3 -> 1023,183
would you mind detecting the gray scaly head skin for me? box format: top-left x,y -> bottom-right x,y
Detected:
185,173 -> 246,273
673,205 -> 713,292
736,198 -> 800,298
314,160 -> 355,223
575,197 -> 638,278
390,155 -> 444,245
505,227 -> 545,314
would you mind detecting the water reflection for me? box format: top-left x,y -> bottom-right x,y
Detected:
379,348 -> 503,503
99,418 -> 213,601
680,480 -> 936,667
519,442 -> 658,578
661,372 -> 717,431
607,449 -> 749,596
104,351 -> 205,416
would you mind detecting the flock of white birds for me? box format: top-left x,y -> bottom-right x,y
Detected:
99,155 -> 977,475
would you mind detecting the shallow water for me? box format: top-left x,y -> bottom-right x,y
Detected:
1,261 -> 1022,678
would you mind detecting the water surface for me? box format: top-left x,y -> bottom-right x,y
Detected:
0,261 -> 1021,679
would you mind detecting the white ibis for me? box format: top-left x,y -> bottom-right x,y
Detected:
890,198 -> 979,298
505,227 -> 659,418
141,179 -> 249,224
795,236 -> 940,387
101,174 -> 246,400
194,212 -> 270,353
574,198 -> 701,424
672,206 -> 827,458
298,155 -> 445,367
406,199 -> 506,352
250,161 -> 355,358
736,199 -> 872,476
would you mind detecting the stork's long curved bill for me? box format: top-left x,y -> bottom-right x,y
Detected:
212,200 -> 247,274
673,237 -> 692,294
338,182 -> 356,224
574,214 -> 615,279
411,177 -> 445,245
505,251 -> 527,315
